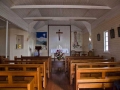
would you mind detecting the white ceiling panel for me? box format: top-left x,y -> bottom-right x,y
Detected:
1,0 -> 120,32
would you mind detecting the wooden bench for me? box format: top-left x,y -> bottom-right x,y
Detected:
0,56 -> 8,64
15,56 -> 51,78
67,58 -> 114,74
65,56 -> 104,72
0,63 -> 47,88
0,72 -> 35,90
0,68 -> 42,90
21,55 -> 52,72
75,66 -> 120,90
1,57 -> 50,79
69,61 -> 120,85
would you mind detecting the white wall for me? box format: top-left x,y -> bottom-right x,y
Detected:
69,25 -> 83,51
27,33 -> 36,56
9,27 -> 35,59
37,25 -> 83,56
92,13 -> 120,61
0,29 -> 6,55
49,26 -> 70,57
27,21 -> 38,56
82,32 -> 90,53
36,25 -> 48,56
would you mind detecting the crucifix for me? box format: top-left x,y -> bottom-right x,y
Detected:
56,29 -> 63,41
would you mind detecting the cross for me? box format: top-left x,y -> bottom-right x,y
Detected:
56,29 -> 63,41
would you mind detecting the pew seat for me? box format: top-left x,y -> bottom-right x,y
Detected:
0,71 -> 38,90
69,60 -> 116,85
75,67 -> 120,90
0,63 -> 46,88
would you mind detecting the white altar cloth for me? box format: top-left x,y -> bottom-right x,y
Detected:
51,49 -> 69,53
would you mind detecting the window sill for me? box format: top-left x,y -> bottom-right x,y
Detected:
103,51 -> 110,54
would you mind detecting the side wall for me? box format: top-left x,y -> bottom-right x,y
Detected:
92,14 -> 120,61
9,27 -> 35,59
82,32 -> 89,54
0,29 -> 6,55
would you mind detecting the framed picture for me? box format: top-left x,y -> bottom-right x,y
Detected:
110,29 -> 115,39
97,34 -> 100,41
36,32 -> 47,50
118,27 -> 120,37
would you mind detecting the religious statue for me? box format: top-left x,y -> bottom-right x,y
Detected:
73,31 -> 80,48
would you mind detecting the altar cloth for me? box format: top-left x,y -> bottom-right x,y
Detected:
51,49 -> 69,53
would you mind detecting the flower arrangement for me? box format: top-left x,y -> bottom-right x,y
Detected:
55,50 -> 64,60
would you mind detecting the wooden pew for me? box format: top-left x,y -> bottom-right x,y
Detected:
21,55 -> 52,72
0,63 -> 47,88
75,66 -> 120,90
0,68 -> 42,90
0,72 -> 34,90
1,57 -> 50,79
67,58 -> 114,74
65,56 -> 104,72
0,56 -> 8,64
15,55 -> 52,78
69,61 -> 120,85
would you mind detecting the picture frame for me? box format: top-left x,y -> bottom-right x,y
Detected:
97,34 -> 100,41
110,28 -> 115,39
36,32 -> 47,50
118,27 -> 120,37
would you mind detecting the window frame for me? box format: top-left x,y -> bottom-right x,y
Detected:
104,30 -> 109,52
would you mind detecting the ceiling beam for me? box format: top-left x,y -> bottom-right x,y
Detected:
24,17 -> 97,20
0,1 -> 28,31
11,5 -> 111,9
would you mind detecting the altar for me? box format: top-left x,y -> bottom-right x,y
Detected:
51,48 -> 69,61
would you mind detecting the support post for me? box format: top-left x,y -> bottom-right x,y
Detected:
6,20 -> 8,58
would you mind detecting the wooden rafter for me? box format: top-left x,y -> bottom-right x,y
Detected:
11,5 -> 111,9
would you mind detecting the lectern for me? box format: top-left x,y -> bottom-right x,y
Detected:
35,46 -> 42,56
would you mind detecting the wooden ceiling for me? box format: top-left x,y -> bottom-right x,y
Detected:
1,0 -> 120,32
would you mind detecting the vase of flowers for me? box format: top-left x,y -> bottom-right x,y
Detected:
55,50 -> 64,60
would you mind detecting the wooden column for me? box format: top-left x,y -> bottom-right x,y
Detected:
5,20 -> 8,58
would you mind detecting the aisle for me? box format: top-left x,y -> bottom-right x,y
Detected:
44,72 -> 73,90
44,60 -> 113,90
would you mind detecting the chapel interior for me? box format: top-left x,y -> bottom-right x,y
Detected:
0,0 -> 120,90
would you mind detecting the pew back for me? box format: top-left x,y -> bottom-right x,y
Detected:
0,63 -> 46,88
65,56 -> 104,72
0,72 -> 35,90
0,67 -> 42,90
69,61 -> 118,85
21,55 -> 52,72
68,58 -> 114,74
15,56 -> 51,78
1,57 -> 50,79
75,66 -> 120,90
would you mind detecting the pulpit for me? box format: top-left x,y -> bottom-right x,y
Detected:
35,46 -> 42,56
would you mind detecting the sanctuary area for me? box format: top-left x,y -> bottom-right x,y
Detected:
0,0 -> 120,90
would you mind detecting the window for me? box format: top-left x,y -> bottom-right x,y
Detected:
16,35 -> 24,49
89,37 -> 91,42
104,31 -> 109,52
